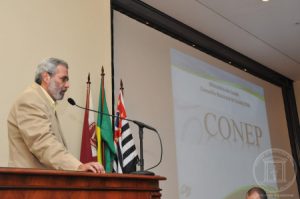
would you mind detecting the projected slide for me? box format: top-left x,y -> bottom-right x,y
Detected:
171,49 -> 277,199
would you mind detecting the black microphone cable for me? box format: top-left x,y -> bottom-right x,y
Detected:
144,128 -> 163,172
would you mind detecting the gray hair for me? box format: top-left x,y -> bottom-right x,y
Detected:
34,57 -> 69,85
247,187 -> 268,199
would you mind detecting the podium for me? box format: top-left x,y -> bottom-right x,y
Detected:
0,167 -> 166,199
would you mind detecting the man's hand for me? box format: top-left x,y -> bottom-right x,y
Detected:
78,162 -> 105,173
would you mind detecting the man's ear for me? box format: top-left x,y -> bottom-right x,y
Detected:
41,72 -> 50,84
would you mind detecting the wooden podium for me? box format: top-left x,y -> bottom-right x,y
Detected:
0,167 -> 166,199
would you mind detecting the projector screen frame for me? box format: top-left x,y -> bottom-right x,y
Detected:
111,0 -> 300,193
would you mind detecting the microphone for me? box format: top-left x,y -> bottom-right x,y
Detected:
67,97 -> 157,132
67,98 -> 76,106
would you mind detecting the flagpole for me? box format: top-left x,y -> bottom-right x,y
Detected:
101,67 -> 105,167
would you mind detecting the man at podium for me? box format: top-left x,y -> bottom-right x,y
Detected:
7,58 -> 104,173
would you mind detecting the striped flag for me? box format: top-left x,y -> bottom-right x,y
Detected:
113,89 -> 139,173
80,74 -> 97,163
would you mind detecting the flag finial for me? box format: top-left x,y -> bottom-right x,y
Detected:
87,73 -> 91,84
101,66 -> 105,78
120,79 -> 124,95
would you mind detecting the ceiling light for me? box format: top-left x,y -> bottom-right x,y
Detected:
261,0 -> 269,2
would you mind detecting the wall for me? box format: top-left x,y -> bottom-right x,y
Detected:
0,0 -> 111,166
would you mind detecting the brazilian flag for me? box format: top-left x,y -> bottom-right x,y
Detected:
96,76 -> 115,172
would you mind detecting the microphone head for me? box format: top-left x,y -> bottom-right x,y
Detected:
67,98 -> 76,106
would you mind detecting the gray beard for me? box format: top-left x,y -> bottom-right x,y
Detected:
48,79 -> 64,100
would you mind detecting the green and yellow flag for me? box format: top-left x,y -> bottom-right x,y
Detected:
96,69 -> 115,172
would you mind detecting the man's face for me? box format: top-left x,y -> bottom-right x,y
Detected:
47,64 -> 69,100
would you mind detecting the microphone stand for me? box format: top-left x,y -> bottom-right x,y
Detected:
130,121 -> 155,176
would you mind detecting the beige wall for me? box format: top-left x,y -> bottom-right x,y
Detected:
0,0 -> 111,166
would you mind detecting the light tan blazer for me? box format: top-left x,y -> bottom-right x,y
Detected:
7,83 -> 81,170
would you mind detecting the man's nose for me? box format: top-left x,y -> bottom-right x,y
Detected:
64,81 -> 70,88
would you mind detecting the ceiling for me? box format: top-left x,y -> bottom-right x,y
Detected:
141,0 -> 300,81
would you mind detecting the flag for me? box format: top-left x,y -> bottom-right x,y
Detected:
80,74 -> 97,163
113,89 -> 139,173
96,74 -> 115,172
